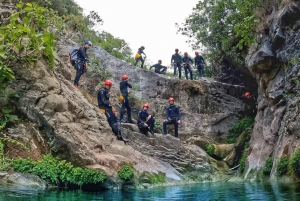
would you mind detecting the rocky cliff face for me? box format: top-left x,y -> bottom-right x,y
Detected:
245,0 -> 300,179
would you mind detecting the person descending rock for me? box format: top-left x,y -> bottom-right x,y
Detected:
182,52 -> 193,80
240,92 -> 257,117
119,75 -> 134,123
137,103 -> 155,136
194,51 -> 206,78
150,60 -> 167,74
98,80 -> 129,142
134,46 -> 146,68
74,40 -> 92,88
163,97 -> 181,138
171,48 -> 182,78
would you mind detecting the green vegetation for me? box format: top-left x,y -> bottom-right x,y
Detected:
263,157 -> 273,175
290,149 -> 300,178
277,156 -> 289,176
239,151 -> 247,173
149,172 -> 166,184
177,0 -> 267,70
205,144 -> 215,155
227,117 -> 254,143
118,164 -> 134,180
13,154 -> 106,186
88,56 -> 112,80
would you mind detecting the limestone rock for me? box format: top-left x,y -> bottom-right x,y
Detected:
0,173 -> 47,188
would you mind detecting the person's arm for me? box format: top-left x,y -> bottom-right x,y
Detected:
78,47 -> 88,62
165,107 -> 169,120
171,55 -> 173,63
126,81 -> 132,88
138,111 -> 143,123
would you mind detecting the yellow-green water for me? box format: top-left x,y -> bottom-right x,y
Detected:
0,182 -> 299,201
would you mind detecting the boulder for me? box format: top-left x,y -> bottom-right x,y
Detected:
0,173 -> 47,188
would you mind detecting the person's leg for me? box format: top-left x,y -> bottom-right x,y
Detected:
178,65 -> 182,79
188,65 -> 193,80
124,96 -> 133,123
120,99 -> 125,121
134,59 -> 138,66
146,117 -> 155,134
163,120 -> 173,134
173,63 -> 177,76
174,120 -> 179,137
162,67 -> 167,74
201,65 -> 205,77
140,57 -> 144,68
74,62 -> 84,86
184,66 -> 188,80
105,109 -> 118,134
197,65 -> 201,78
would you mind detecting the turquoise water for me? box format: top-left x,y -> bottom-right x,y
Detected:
0,182 -> 299,201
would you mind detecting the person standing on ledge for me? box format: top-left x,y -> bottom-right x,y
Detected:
163,97 -> 181,138
194,51 -> 206,78
119,75 -> 134,123
171,48 -> 182,78
134,46 -> 146,68
98,80 -> 129,142
74,40 -> 92,89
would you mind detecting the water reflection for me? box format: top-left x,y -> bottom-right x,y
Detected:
0,181 -> 299,201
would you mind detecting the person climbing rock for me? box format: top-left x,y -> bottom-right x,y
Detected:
137,103 -> 155,136
134,46 -> 146,68
150,60 -> 167,74
182,52 -> 194,80
240,92 -> 257,117
74,40 -> 92,89
119,75 -> 134,123
163,97 -> 181,138
194,51 -> 206,78
98,80 -> 129,142
171,48 -> 182,78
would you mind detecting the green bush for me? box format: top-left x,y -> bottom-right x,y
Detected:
118,164 -> 134,180
239,151 -> 247,173
290,149 -> 300,178
13,154 -> 106,186
205,144 -> 215,155
277,156 -> 289,176
263,157 -> 273,175
227,117 -> 254,143
149,172 -> 166,184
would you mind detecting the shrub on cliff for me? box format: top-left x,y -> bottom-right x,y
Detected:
263,157 -> 273,175
277,156 -> 289,176
13,154 -> 106,187
290,149 -> 300,178
227,117 -> 254,143
118,164 -> 134,180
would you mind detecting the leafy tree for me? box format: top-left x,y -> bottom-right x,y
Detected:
176,0 -> 264,72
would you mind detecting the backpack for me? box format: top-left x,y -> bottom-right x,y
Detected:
69,49 -> 79,67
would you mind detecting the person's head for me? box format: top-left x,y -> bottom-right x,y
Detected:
169,97 -> 175,105
84,40 -> 92,49
104,80 -> 113,90
121,75 -> 128,81
141,46 -> 145,49
158,60 -> 162,64
244,92 -> 250,98
175,48 -> 179,53
195,51 -> 199,56
184,52 -> 188,56
143,103 -> 149,110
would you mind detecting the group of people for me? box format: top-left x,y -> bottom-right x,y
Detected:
97,75 -> 181,142
134,46 -> 206,80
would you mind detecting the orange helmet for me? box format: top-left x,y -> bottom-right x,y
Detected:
143,103 -> 149,108
169,97 -> 175,102
121,75 -> 128,80
184,52 -> 188,56
244,92 -> 250,98
104,80 -> 113,86
195,51 -> 199,55
175,48 -> 179,52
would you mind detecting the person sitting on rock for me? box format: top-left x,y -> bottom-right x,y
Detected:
240,92 -> 257,117
194,51 -> 206,78
182,52 -> 193,80
119,75 -> 134,123
134,46 -> 146,68
163,97 -> 181,138
150,60 -> 167,74
98,80 -> 129,142
137,103 -> 155,136
171,48 -> 182,78
74,40 -> 92,89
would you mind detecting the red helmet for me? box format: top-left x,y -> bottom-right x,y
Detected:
168,97 -> 175,102
121,75 -> 128,80
104,80 -> 113,86
141,46 -> 145,49
195,51 -> 199,55
143,103 -> 149,108
184,52 -> 188,56
175,48 -> 179,52
244,92 -> 250,98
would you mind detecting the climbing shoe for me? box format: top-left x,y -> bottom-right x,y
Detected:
150,130 -> 155,135
117,131 -> 129,142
